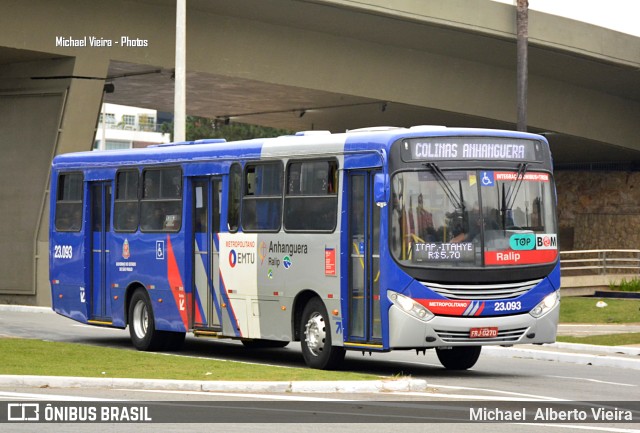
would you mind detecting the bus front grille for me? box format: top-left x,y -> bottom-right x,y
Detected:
422,279 -> 542,300
435,327 -> 528,344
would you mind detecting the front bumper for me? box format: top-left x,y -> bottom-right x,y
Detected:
388,301 -> 559,349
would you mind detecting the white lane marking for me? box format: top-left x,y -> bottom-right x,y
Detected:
424,383 -> 566,401
517,423 -> 640,433
546,375 -> 638,387
394,392 -> 546,401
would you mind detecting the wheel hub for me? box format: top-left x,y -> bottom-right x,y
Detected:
133,301 -> 148,339
304,312 -> 326,356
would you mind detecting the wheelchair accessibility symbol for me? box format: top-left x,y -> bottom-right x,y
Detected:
480,171 -> 495,187
156,240 -> 165,260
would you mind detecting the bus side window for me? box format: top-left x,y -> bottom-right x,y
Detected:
55,172 -> 83,232
114,169 -> 139,232
284,160 -> 338,232
242,162 -> 283,232
140,167 -> 182,232
227,164 -> 241,232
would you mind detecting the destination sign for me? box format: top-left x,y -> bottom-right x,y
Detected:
403,137 -> 540,162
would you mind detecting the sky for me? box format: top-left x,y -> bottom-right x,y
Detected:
491,0 -> 640,37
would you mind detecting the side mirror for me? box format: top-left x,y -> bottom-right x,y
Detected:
374,173 -> 389,207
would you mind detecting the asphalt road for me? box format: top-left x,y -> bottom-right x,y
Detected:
1,308 -> 639,432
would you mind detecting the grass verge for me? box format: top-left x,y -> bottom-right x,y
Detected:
557,333 -> 640,346
558,297 -> 640,345
0,338 -> 378,381
559,297 -> 640,324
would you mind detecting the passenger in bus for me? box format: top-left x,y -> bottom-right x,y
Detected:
117,210 -> 137,231
142,206 -> 164,231
69,208 -> 82,231
451,206 -> 490,243
57,207 -> 81,231
416,194 -> 435,241
143,176 -> 156,198
171,175 -> 182,198
447,208 -> 467,243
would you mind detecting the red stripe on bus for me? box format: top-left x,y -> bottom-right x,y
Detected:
166,235 -> 189,330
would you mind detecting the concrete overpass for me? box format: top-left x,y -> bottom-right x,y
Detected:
1,0 -> 639,305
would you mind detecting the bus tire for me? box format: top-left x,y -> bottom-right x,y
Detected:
128,289 -> 164,351
436,346 -> 482,370
241,339 -> 289,349
300,297 -> 345,370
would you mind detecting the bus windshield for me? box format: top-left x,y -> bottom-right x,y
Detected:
390,169 -> 557,268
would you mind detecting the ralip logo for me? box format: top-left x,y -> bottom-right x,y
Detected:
229,249 -> 237,268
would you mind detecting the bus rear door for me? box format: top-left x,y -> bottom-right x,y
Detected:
89,181 -> 112,323
347,171 -> 382,348
192,178 -> 223,330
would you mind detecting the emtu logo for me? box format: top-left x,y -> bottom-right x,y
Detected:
229,250 -> 237,268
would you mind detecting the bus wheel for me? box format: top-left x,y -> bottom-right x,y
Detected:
128,289 -> 164,351
436,346 -> 482,370
241,339 -> 289,349
300,298 -> 345,370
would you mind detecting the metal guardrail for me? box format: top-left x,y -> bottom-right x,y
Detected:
560,249 -> 640,275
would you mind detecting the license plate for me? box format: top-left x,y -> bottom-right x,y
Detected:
469,327 -> 498,338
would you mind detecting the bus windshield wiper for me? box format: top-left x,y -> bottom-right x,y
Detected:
424,162 -> 465,212
501,162 -> 528,229
505,162 -> 529,210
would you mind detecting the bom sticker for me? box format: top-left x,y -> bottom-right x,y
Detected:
536,234 -> 558,250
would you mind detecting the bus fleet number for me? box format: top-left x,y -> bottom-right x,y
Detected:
494,301 -> 521,312
54,245 -> 73,259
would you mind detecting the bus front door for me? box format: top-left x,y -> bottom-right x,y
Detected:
192,178 -> 223,330
89,181 -> 112,322
347,171 -> 382,347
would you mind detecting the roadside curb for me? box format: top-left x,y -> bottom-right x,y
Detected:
0,375 -> 428,394
483,345 -> 640,370
551,341 -> 640,356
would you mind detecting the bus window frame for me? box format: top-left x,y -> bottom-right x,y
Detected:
283,158 -> 339,233
227,163 -> 242,233
241,160 -> 283,233
139,166 -> 183,233
113,168 -> 140,233
54,171 -> 84,233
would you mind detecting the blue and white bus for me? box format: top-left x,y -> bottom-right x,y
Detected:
50,126 -> 560,370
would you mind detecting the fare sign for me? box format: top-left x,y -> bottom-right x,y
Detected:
404,137 -> 540,162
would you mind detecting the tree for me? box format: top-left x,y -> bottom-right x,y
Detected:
161,116 -> 293,142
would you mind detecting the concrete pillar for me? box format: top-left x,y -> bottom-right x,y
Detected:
0,55 -> 108,305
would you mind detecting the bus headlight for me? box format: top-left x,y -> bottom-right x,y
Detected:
387,290 -> 434,322
530,291 -> 560,318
